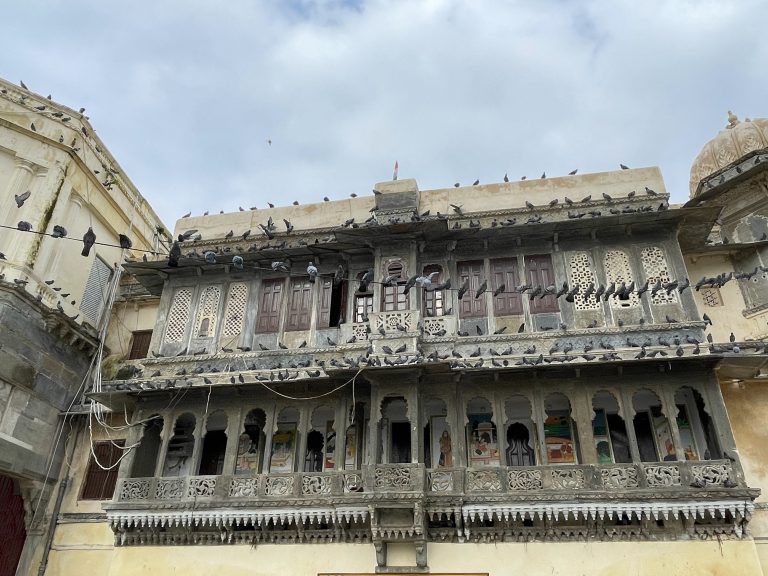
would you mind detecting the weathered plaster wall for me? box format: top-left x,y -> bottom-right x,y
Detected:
104,299 -> 159,361
43,536 -> 764,576
721,380 -> 768,574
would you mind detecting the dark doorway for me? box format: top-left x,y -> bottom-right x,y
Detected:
506,423 -> 536,466
304,430 -> 324,472
0,475 -> 26,576
198,431 -> 227,475
390,422 -> 411,463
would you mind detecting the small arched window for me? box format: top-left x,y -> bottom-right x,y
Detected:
382,261 -> 408,312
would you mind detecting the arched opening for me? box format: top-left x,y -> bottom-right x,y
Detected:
423,398 -> 451,468
674,387 -> 721,460
505,396 -> 536,466
466,397 -> 499,467
382,261 -> 408,312
162,413 -> 196,477
306,405 -> 335,471
544,393 -> 579,464
270,407 -> 299,472
235,409 -> 266,475
131,416 -> 163,477
633,390 -> 673,462
592,391 -> 631,464
198,411 -> 228,475
380,397 -> 411,464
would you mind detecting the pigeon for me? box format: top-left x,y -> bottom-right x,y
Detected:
271,261 -> 290,273
475,280 -> 488,298
17,221 -> 32,232
620,164 -> 629,170
52,225 -> 67,238
204,251 -> 217,264
81,227 -> 96,256
602,192 -> 612,201
232,255 -> 244,270
284,218 -> 294,233
503,173 -> 509,182
457,278 -> 470,300
168,241 -> 181,267
473,179 -> 480,186
307,261 -> 318,283
702,313 -> 712,326
118,234 -> 132,249
518,323 -> 525,333
358,269 -> 374,292
14,191 -> 31,208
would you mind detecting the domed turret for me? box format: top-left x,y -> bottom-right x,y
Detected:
689,112 -> 768,197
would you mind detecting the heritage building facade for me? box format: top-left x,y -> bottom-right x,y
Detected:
0,77 -> 166,576
47,155 -> 767,574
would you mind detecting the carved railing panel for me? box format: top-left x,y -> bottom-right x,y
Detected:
302,474 -> 332,495
550,468 -> 585,490
229,477 -> 260,498
187,476 -> 216,497
371,311 -> 419,334
599,466 -> 639,490
343,472 -> 364,493
466,469 -> 502,492
156,478 -> 185,499
429,470 -> 454,492
118,479 -> 150,501
692,463 -> 730,486
422,316 -> 456,337
374,465 -> 413,490
264,475 -> 295,496
644,464 -> 681,487
507,468 -> 543,491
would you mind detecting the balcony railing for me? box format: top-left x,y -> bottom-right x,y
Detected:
114,461 -> 738,504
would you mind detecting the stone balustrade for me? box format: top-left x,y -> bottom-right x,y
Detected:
114,460 -> 738,504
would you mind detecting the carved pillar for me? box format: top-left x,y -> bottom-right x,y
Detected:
492,391 -> 506,467
222,406 -> 241,475
155,411 -> 176,477
117,409 -> 146,479
407,379 -> 419,464
533,388 -> 549,464
261,404 -> 277,473
297,405 -> 309,472
659,385 -> 684,461
572,387 -> 597,464
444,377 -> 461,468
367,381 -> 383,466
455,378 -> 469,467
189,411 -> 205,475
332,396 -> 347,470
620,387 -> 642,463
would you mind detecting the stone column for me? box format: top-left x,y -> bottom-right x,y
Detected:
620,387 -> 642,463
571,388 -> 597,464
222,406 -> 241,476
154,412 -> 175,477
492,391 -> 506,467
659,385 -> 684,461
261,404 -> 276,473
116,409 -> 146,480
407,380 -> 419,464
533,388 -> 549,465
296,405 -> 309,472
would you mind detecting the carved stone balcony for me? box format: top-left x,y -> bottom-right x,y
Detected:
106,461 -> 756,546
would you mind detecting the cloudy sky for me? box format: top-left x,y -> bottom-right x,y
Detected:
2,0 -> 766,227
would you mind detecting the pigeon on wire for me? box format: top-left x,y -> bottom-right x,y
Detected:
52,225 -> 67,238
17,221 -> 32,232
358,269 -> 373,292
307,261 -> 318,283
415,271 -> 439,289
81,227 -> 96,256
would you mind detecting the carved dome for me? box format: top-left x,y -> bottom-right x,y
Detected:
689,112 -> 768,197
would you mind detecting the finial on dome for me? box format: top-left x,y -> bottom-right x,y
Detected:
726,110 -> 739,129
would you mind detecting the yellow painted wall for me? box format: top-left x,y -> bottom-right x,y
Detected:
43,535 -> 764,576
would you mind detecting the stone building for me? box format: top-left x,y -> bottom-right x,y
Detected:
0,77 -> 166,576
42,124 -> 768,576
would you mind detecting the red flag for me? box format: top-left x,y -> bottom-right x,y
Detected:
393,160 -> 399,181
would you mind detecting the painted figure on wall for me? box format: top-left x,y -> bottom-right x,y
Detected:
439,429 -> 453,467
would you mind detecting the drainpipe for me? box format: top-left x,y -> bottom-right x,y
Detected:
38,416 -> 81,576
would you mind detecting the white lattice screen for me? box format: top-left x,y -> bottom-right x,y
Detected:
80,257 -> 113,325
568,252 -> 600,310
641,247 -> 677,304
164,288 -> 193,343
194,286 -> 222,338
222,282 -> 248,337
603,250 -> 639,308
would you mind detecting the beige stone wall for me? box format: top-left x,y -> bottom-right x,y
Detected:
42,535 -> 764,576
104,299 -> 159,361
173,168 -> 666,240
686,254 -> 768,342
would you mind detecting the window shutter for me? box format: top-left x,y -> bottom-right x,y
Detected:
128,330 -> 153,360
490,258 -> 522,316
458,260 -> 486,318
422,265 -> 444,317
80,257 -> 113,325
286,279 -> 312,331
525,255 -> 559,313
317,279 -> 332,328
256,279 -> 283,333
81,440 -> 125,500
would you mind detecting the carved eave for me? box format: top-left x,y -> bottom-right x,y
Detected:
688,149 -> 768,206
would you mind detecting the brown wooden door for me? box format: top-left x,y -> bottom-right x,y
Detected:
81,441 -> 125,500
457,260 -> 486,318
525,255 -> 559,313
256,279 -> 284,333
0,475 -> 26,576
286,279 -> 312,330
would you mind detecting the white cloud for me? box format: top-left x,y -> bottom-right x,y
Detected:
2,0 -> 766,226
